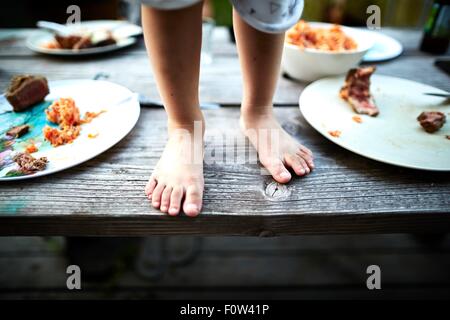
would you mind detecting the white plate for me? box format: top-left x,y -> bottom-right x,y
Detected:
300,75 -> 450,171
0,80 -> 140,180
363,31 -> 403,62
26,20 -> 142,56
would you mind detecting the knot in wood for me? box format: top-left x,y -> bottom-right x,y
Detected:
264,182 -> 291,200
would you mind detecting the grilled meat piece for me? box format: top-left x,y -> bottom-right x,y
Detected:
6,124 -> 30,138
417,111 -> 446,133
340,66 -> 379,117
13,152 -> 48,173
5,75 -> 49,112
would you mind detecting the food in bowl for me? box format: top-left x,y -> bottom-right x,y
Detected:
340,66 -> 379,117
282,22 -> 373,81
286,20 -> 357,52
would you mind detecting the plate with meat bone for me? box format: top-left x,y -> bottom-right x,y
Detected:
299,75 -> 450,171
0,79 -> 140,181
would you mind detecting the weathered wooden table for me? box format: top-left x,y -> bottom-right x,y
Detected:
0,28 -> 449,236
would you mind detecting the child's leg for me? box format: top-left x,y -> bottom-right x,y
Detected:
142,2 -> 204,217
233,10 -> 314,183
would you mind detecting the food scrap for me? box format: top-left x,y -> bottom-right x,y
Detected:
25,143 -> 38,154
5,75 -> 49,112
81,110 -> 106,124
13,152 -> 47,173
340,67 -> 379,117
352,116 -> 363,123
286,20 -> 357,52
446,135 -> 450,140
329,130 -> 342,138
43,97 -> 104,146
6,124 -> 30,138
43,31 -> 116,51
417,111 -> 446,133
87,132 -> 99,139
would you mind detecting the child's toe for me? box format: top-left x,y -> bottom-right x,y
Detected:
263,158 -> 292,183
286,154 -> 309,176
160,186 -> 173,213
297,149 -> 315,169
168,186 -> 183,216
145,177 -> 157,198
183,185 -> 203,217
151,183 -> 165,208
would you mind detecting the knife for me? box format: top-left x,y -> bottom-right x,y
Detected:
92,72 -> 220,109
138,94 -> 220,109
424,92 -> 450,99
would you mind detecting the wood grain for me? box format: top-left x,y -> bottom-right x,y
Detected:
0,28 -> 449,236
0,108 -> 449,236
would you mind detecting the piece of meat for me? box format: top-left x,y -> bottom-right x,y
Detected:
73,36 -> 93,50
92,37 -> 116,48
417,111 -> 446,133
13,152 -> 47,173
6,124 -> 30,138
5,75 -> 49,112
55,34 -> 83,49
340,66 -> 379,117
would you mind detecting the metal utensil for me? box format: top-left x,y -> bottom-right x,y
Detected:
36,21 -> 72,36
92,72 -> 220,109
424,92 -> 450,99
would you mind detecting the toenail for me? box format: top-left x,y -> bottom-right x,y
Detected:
169,208 -> 178,214
280,172 -> 290,179
185,203 -> 199,212
161,206 -> 167,211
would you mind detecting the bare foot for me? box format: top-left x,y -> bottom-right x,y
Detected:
145,119 -> 204,217
240,111 -> 314,183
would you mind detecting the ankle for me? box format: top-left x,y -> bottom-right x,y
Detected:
240,108 -> 274,124
167,112 -> 205,133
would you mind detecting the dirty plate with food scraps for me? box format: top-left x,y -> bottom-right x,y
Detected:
27,20 -> 142,56
0,80 -> 140,180
299,75 -> 450,171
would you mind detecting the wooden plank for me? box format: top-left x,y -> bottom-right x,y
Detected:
0,55 -> 445,104
0,28 -> 447,104
0,28 -> 431,57
0,107 -> 449,236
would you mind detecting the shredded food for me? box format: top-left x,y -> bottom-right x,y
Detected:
43,97 -> 104,146
25,143 -> 38,154
352,116 -> 363,123
286,20 -> 357,52
329,130 -> 342,138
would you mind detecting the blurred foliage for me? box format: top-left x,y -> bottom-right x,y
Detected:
212,0 -> 432,28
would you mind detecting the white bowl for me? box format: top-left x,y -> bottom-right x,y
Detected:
282,22 -> 374,82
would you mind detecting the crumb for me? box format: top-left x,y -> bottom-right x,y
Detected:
25,143 -> 38,154
329,130 -> 342,138
352,116 -> 363,123
446,135 -> 450,140
88,133 -> 99,139
81,110 -> 106,124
